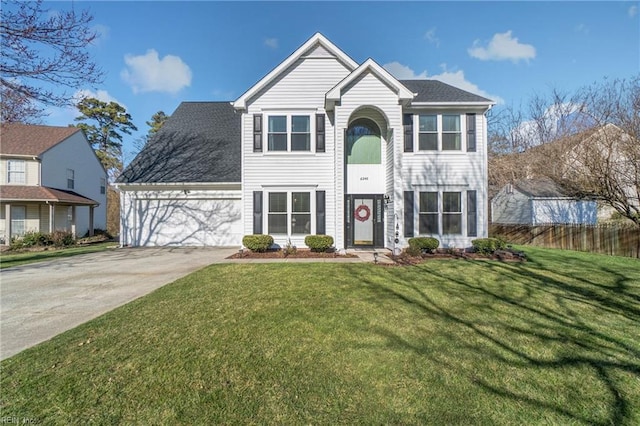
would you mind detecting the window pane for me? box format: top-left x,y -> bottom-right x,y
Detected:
418,133 -> 437,150
268,116 -> 287,132
419,213 -> 439,234
268,214 -> 287,234
442,133 -> 461,150
442,115 -> 460,131
292,192 -> 310,212
268,134 -> 287,151
419,115 -> 437,132
443,214 -> 462,234
291,115 -> 310,133
291,134 -> 310,151
291,214 -> 311,234
443,192 -> 461,213
269,192 -> 287,212
419,192 -> 438,212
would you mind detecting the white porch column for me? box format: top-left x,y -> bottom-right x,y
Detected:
71,206 -> 77,238
4,203 -> 11,244
89,206 -> 95,237
49,204 -> 55,233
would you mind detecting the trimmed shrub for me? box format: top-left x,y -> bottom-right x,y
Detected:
242,234 -> 274,252
472,237 -> 506,255
305,235 -> 334,252
408,237 -> 440,253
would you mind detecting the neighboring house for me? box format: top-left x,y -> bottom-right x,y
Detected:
491,179 -> 597,225
0,124 -> 107,244
117,33 -> 494,250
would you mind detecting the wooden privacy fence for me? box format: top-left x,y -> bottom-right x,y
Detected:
490,223 -> 640,259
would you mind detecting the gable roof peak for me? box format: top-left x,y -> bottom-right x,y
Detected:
233,33 -> 358,110
0,123 -> 81,157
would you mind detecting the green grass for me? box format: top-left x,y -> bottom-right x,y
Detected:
0,242 -> 117,269
2,247 -> 639,424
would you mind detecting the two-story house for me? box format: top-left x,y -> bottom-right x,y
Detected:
0,123 -> 107,244
117,33 -> 494,251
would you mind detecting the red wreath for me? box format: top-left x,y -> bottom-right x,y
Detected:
354,204 -> 371,222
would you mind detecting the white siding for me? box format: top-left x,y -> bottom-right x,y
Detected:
120,188 -> 242,247
401,110 -> 489,247
40,132 -> 107,235
491,188 -> 532,224
242,52 -> 351,248
532,199 -> 597,225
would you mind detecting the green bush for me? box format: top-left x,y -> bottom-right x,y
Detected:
20,231 -> 50,247
403,245 -> 423,257
9,230 -> 74,250
408,237 -> 440,253
242,234 -> 274,252
472,238 -> 506,255
304,235 -> 334,252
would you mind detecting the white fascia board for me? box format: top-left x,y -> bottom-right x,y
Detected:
233,33 -> 358,110
410,101 -> 495,108
326,58 -> 415,106
114,182 -> 242,191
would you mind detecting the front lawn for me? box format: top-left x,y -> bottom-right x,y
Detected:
0,242 -> 117,269
2,247 -> 639,424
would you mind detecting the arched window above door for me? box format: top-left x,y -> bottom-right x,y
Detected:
347,118 -> 381,164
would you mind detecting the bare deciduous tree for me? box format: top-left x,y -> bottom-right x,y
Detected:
0,0 -> 104,122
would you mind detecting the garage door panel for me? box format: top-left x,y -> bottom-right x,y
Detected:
135,198 -> 241,247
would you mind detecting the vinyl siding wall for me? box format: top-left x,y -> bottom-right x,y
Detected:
242,45 -> 352,248
401,110 -> 489,247
0,158 -> 40,185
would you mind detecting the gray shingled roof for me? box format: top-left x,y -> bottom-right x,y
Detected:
118,102 -> 241,184
514,178 -> 571,198
401,80 -> 493,103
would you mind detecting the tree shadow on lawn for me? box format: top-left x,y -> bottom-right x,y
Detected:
347,254 -> 640,425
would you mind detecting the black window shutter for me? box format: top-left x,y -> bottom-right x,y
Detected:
253,191 -> 263,234
403,114 -> 414,152
466,113 -> 476,152
467,190 -> 477,237
316,114 -> 325,153
404,191 -> 414,237
316,190 -> 326,235
253,114 -> 263,152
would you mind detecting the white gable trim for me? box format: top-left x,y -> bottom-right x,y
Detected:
325,58 -> 415,110
233,33 -> 358,110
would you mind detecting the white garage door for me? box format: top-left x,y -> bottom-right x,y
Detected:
134,197 -> 242,247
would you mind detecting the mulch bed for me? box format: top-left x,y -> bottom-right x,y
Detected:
388,248 -> 527,266
227,248 -> 357,260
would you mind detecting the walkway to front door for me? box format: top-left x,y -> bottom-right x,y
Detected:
345,194 -> 384,248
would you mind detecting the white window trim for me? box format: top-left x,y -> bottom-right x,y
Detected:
416,189 -> 468,236
67,169 -> 75,190
264,112 -> 315,153
415,113 -> 467,153
265,189 -> 316,236
7,160 -> 26,184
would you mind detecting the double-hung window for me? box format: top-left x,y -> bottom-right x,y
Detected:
67,169 -> 75,189
419,192 -> 438,234
418,115 -> 438,150
7,160 -> 25,184
442,115 -> 461,150
418,191 -> 463,235
417,114 -> 463,151
268,191 -> 312,235
442,192 -> 462,234
267,115 -> 311,152
100,178 -> 106,194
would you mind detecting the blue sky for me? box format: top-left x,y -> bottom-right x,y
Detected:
40,1 -> 639,163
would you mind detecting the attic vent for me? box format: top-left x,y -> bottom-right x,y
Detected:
506,183 -> 513,194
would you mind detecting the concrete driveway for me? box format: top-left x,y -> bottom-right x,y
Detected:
0,246 -> 237,360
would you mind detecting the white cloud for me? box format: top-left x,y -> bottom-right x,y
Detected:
74,89 -> 124,107
90,24 -> 110,46
468,30 -> 536,63
265,38 -> 278,49
382,62 -> 427,80
424,28 -> 440,47
121,49 -> 192,94
629,5 -> 638,18
43,89 -> 123,126
383,62 -> 503,104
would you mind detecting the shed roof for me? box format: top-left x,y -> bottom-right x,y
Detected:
0,185 -> 99,205
514,178 -> 573,198
401,80 -> 493,104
